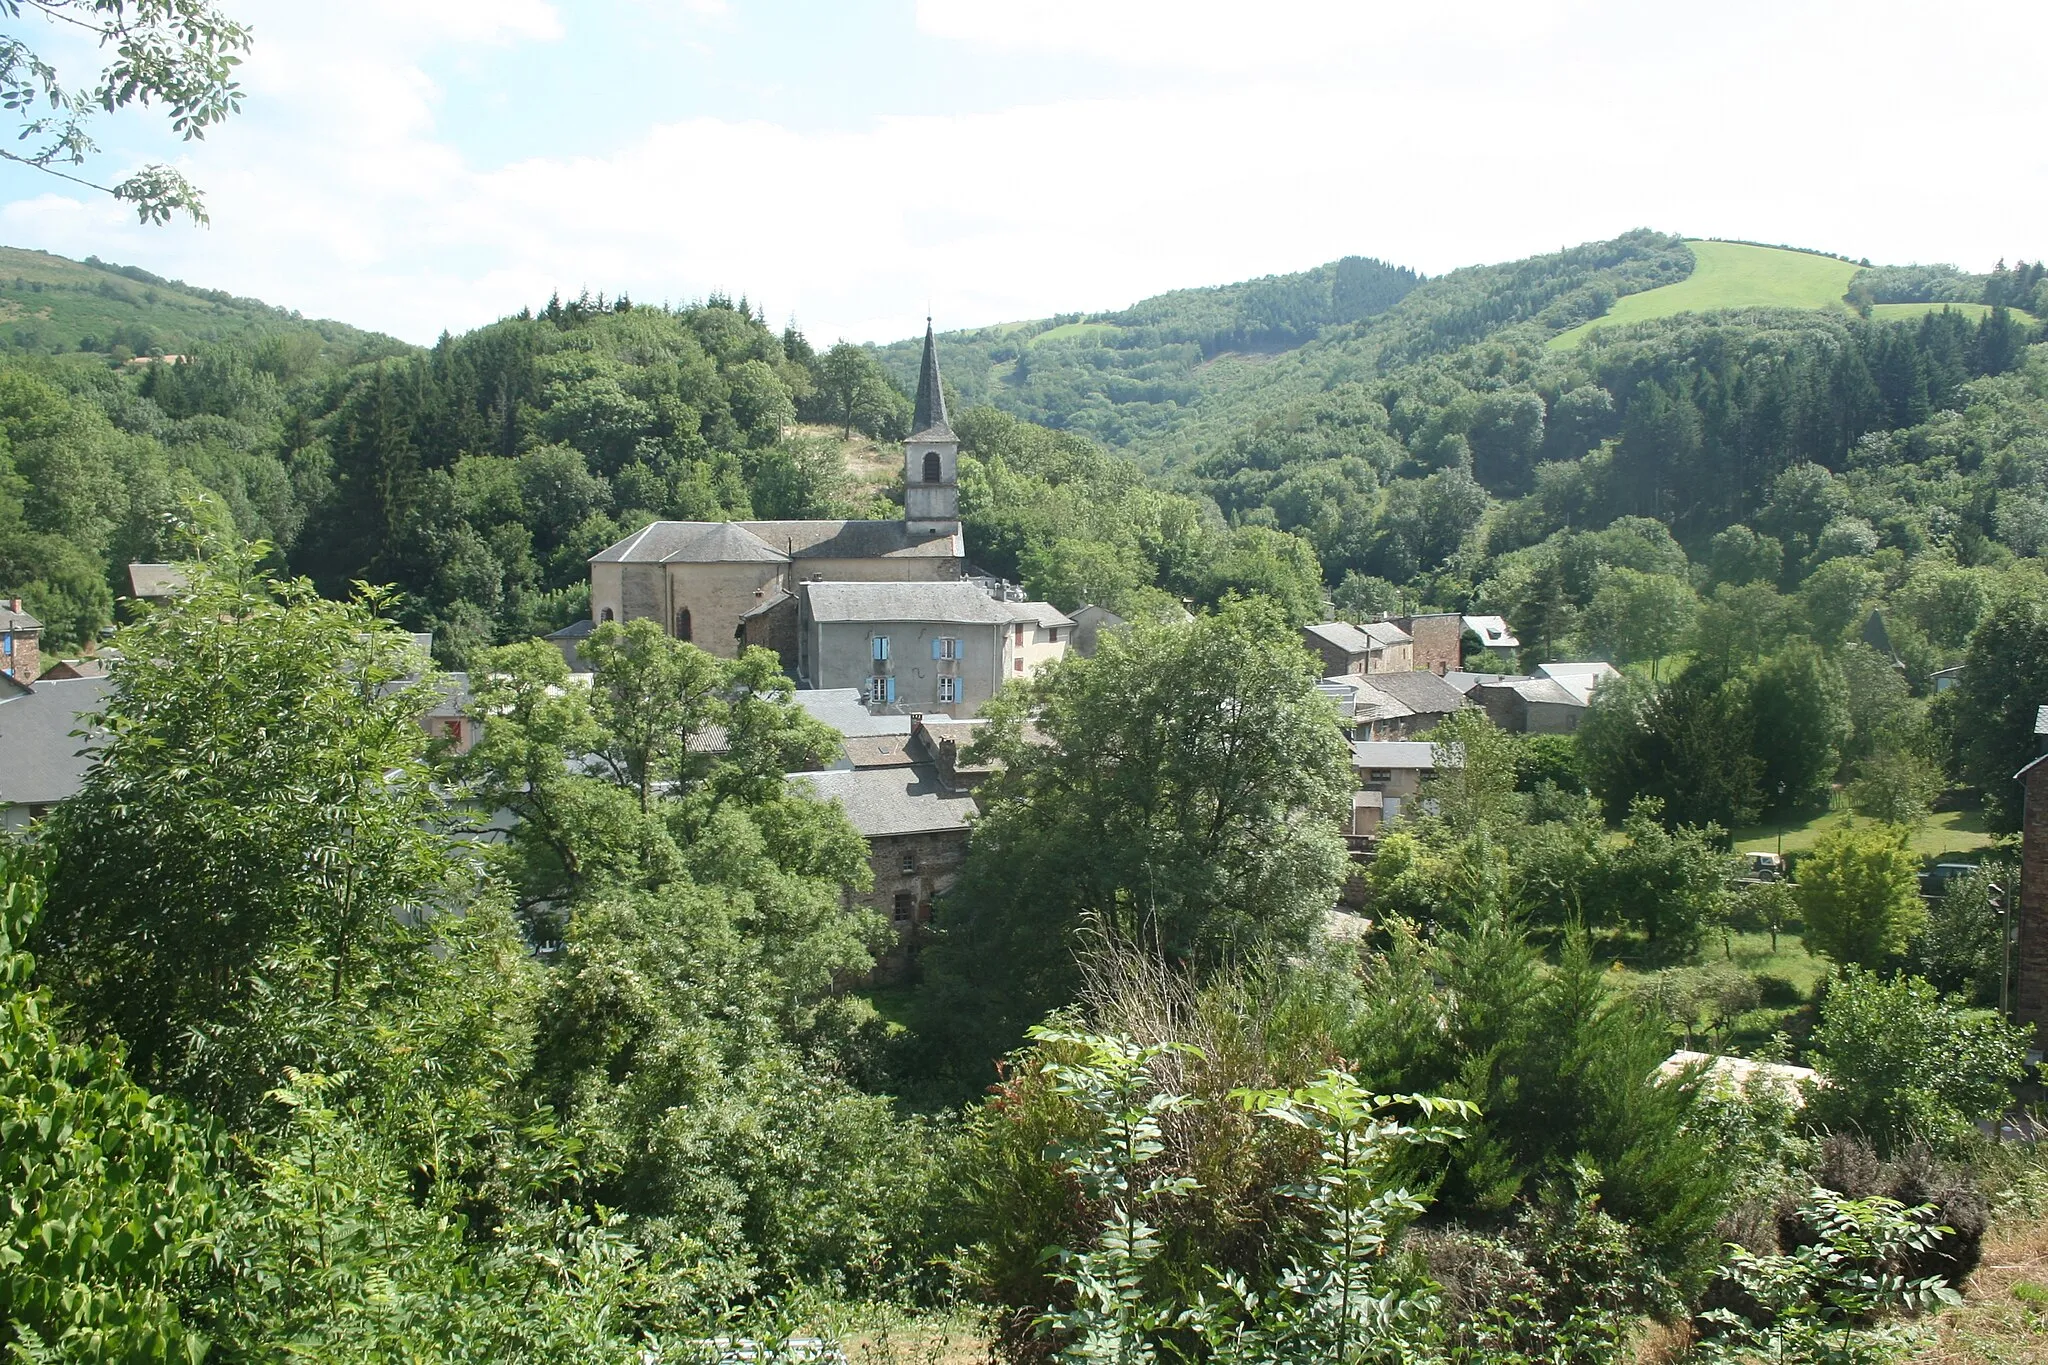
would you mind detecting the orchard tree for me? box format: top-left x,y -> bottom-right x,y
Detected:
1796,825 -> 1923,969
0,0 -> 251,223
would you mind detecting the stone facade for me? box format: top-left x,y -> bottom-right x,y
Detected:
857,825 -> 971,981
2018,753 -> 2048,1049
0,602 -> 40,685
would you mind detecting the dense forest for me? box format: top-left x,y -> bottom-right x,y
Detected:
3,234 -> 2047,1360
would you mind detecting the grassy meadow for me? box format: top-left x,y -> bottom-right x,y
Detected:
1550,240 -> 1862,347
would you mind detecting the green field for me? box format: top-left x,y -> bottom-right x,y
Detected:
1733,804 -> 1997,860
1550,241 -> 2036,349
0,243 -> 387,360
1868,300 -> 2023,324
1031,320 -> 1117,345
1550,241 -> 1861,347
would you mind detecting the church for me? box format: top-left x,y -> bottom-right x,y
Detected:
589,321 -> 969,663
585,323 -> 1067,714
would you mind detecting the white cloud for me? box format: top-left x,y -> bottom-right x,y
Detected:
3,1 -> 2044,347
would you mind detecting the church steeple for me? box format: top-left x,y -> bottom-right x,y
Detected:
911,318 -> 952,440
904,316 -> 960,536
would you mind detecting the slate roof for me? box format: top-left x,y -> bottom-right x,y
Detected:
737,519 -> 959,559
1008,601 -> 1075,628
1350,741 -> 1441,771
0,604 -> 40,632
741,588 -> 792,620
1304,622 -> 1380,655
591,520 -> 787,564
794,688 -> 913,738
1478,677 -> 1584,707
0,677 -> 111,806
2037,704 -> 2048,736
910,320 -> 955,443
1536,661 -> 1621,703
838,735 -> 916,769
788,764 -> 977,837
547,618 -> 597,641
1318,676 -> 1414,724
1441,671 -> 1522,695
126,563 -> 186,598
1360,671 -> 1468,715
803,580 -> 1017,625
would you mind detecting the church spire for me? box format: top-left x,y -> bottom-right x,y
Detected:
911,317 -> 951,439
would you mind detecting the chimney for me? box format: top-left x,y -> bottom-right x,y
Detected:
8,598 -> 19,613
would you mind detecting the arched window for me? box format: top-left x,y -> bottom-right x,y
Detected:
600,608 -> 615,622
922,450 -> 942,483
675,607 -> 693,642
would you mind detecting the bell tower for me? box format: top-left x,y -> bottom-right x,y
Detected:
904,318 -> 960,537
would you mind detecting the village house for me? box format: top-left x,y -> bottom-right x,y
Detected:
585,321 -> 968,668
0,676 -> 109,830
1068,604 -> 1126,658
0,601 -> 40,684
787,763 -> 977,981
1390,612 -> 1519,675
1469,676 -> 1588,735
1302,620 -> 1413,677
1347,739 -> 1446,835
796,580 -> 1066,718
126,563 -> 187,605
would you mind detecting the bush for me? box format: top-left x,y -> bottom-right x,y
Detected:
1806,969 -> 2030,1153
1796,826 -> 1924,968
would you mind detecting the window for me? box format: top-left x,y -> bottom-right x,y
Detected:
1049,627 -> 1060,643
600,608 -> 615,622
892,892 -> 914,923
869,675 -> 896,704
932,636 -> 959,660
937,676 -> 958,703
675,607 -> 692,641
901,853 -> 917,875
1014,657 -> 1024,673
872,635 -> 890,662
1013,624 -> 1025,646
1369,768 -> 1394,782
922,450 -> 942,483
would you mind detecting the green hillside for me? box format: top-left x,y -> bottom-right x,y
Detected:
1549,240 -> 2030,348
0,244 -> 397,363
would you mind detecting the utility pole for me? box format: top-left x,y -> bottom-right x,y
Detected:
1991,882 -> 2010,1021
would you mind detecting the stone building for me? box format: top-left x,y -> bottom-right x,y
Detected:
1303,621 -> 1413,676
0,601 -> 40,684
796,580 -> 1066,718
1469,676 -> 1588,734
586,321 -> 968,664
788,764 -> 977,981
2017,705 -> 2048,1050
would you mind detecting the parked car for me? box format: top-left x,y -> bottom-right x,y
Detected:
1919,862 -> 1978,898
1743,851 -> 1785,881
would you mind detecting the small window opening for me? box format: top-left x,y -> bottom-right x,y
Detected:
922,450 -> 942,483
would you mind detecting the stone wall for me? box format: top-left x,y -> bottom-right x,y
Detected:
2,628 -> 38,684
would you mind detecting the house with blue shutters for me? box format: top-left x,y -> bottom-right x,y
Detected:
796,579 -> 1069,718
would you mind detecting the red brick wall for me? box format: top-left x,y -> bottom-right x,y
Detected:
1397,614 -> 1462,676
3,629 -> 37,684
2018,759 -> 2048,1049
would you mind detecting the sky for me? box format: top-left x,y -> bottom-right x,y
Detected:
1,0 -> 2044,347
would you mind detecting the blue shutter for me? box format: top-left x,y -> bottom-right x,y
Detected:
931,638 -> 942,660
885,677 -> 897,703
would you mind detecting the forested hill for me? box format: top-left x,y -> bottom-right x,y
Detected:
0,245 -> 399,362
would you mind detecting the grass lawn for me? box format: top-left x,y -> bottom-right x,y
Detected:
1550,240 -> 1862,348
1733,804 -> 1998,861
